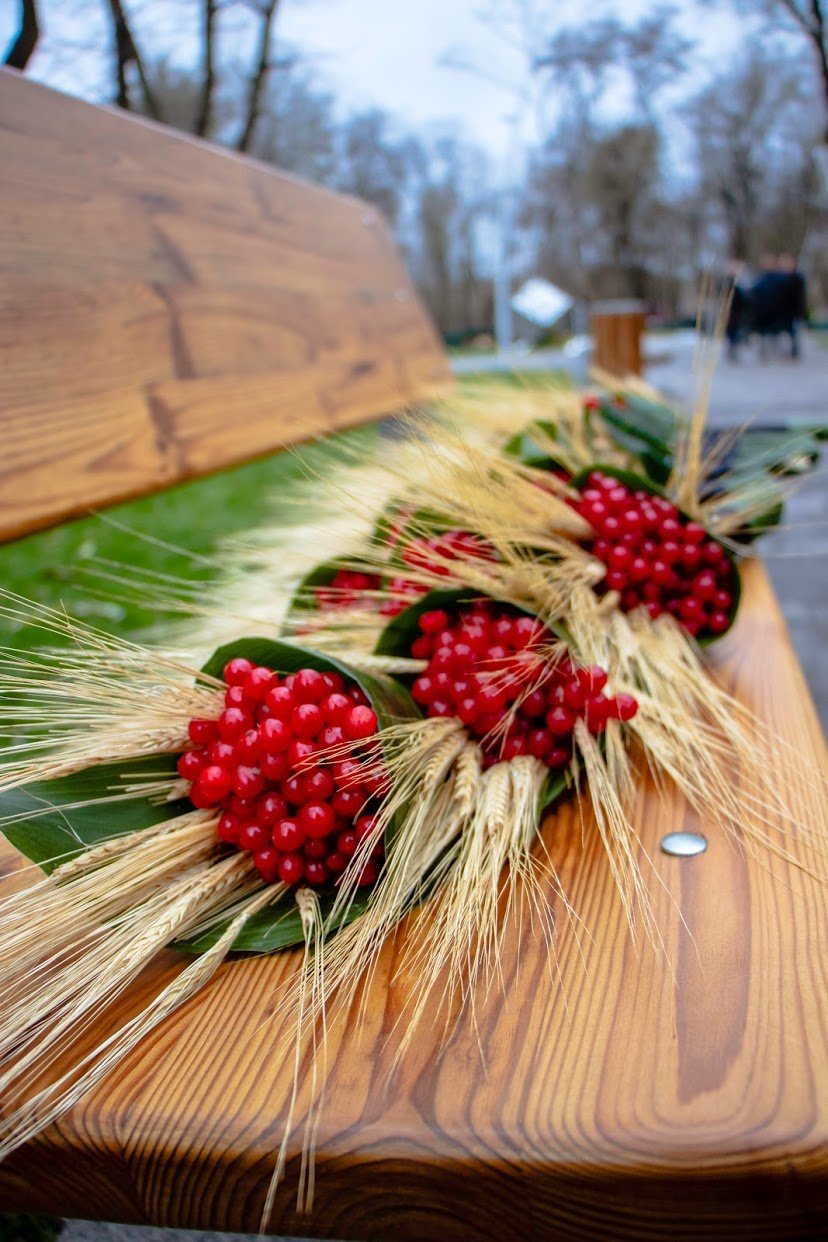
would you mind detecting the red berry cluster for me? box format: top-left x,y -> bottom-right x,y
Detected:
315,568 -> 380,611
409,602 -> 638,768
573,472 -> 736,638
178,658 -> 386,889
381,529 -> 498,617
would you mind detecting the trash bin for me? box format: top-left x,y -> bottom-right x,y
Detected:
589,299 -> 647,376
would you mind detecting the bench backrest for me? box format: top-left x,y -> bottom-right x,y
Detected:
0,69 -> 449,543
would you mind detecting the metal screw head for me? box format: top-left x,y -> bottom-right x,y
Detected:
660,831 -> 708,857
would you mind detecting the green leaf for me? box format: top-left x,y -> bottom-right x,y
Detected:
0,755 -> 188,875
539,769 -> 571,814
375,587 -> 492,662
174,889 -> 370,954
503,421 -> 569,472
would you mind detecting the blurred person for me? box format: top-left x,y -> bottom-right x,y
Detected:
724,259 -> 749,362
777,253 -> 808,359
751,254 -> 785,360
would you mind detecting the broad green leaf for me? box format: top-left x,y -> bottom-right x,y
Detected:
0,755 -> 187,875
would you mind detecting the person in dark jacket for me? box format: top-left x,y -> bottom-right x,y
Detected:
751,254 -> 785,359
776,253 -> 808,359
724,259 -> 749,361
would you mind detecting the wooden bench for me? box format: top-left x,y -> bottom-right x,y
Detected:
1,70 -> 826,1241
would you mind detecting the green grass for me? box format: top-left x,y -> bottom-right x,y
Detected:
0,424 -> 380,655
0,370 -> 573,657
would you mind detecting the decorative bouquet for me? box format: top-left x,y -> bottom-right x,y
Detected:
0,374 -> 824,1220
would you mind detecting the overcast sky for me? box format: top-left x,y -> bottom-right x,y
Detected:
2,0 -> 744,167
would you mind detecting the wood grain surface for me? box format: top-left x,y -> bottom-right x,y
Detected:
0,70 -> 449,543
0,559 -> 825,1240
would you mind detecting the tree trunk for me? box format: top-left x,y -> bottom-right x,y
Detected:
4,0 -> 39,70
236,0 -> 281,153
194,0 -> 217,138
105,0 -> 161,120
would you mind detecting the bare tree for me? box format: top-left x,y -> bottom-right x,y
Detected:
708,1 -> 828,142
236,0 -> 283,152
3,0 -> 40,70
104,0 -> 160,117
194,0 -> 218,137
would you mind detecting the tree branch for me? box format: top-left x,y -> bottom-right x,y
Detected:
236,0 -> 280,152
105,0 -> 162,120
194,0 -> 217,137
4,0 -> 39,70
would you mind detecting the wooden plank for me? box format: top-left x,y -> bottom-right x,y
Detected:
0,559 -> 825,1239
0,70 -> 450,541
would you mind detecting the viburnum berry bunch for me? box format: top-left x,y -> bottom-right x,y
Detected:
573,471 -> 737,639
408,602 -> 638,768
314,568 -> 380,611
311,529 -> 498,619
381,529 -> 498,617
178,657 -> 386,890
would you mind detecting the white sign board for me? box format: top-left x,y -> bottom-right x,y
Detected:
511,278 -> 574,327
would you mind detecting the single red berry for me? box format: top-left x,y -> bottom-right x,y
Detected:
223,657 -> 254,686
207,740 -> 235,766
253,847 -> 280,883
288,739 -> 317,767
332,787 -> 365,817
605,569 -> 627,592
291,703 -> 323,739
713,589 -> 732,610
244,666 -> 276,701
337,830 -> 358,856
584,695 -> 610,732
293,668 -> 327,705
615,693 -> 639,721
278,853 -> 305,885
188,718 -> 218,746
708,610 -> 730,633
259,716 -> 291,754
238,821 -> 268,853
300,801 -> 336,839
272,817 -> 305,851
344,705 -> 378,740
217,812 -> 241,844
319,724 -> 346,748
190,765 -> 232,807
546,705 -> 575,736
527,728 -> 553,758
233,765 -> 265,798
684,522 -> 706,546
357,859 -> 379,888
177,750 -> 206,781
412,675 -> 436,705
231,796 -> 257,818
218,707 -> 252,742
305,768 -> 336,800
419,608 -> 449,634
547,746 -> 571,767
579,666 -> 608,694
322,692 -> 351,724
236,728 -> 261,763
326,851 -> 347,874
281,774 -> 307,805
264,684 -> 295,720
304,838 -> 329,860
304,860 -> 330,887
681,544 -> 703,570
261,750 -> 291,781
257,792 -> 288,826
